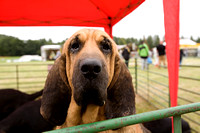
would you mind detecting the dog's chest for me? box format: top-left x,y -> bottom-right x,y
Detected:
59,98 -> 105,128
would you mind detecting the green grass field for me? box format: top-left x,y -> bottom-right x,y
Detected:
0,56 -> 54,93
0,56 -> 199,132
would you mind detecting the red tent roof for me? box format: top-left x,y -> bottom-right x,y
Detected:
0,0 -> 144,36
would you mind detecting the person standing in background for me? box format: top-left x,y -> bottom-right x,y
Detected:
138,40 -> 149,70
122,45 -> 131,67
156,41 -> 166,68
180,48 -> 185,67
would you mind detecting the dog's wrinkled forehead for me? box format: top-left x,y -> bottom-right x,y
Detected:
71,29 -> 111,43
63,29 -> 117,54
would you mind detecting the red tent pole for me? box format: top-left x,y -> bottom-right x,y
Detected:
104,24 -> 113,38
163,0 -> 180,132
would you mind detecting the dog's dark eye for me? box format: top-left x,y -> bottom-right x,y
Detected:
70,36 -> 81,52
101,37 -> 112,53
71,42 -> 80,50
102,43 -> 110,51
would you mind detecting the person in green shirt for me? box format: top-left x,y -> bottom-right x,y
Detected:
138,41 -> 149,70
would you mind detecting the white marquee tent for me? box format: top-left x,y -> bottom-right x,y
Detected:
41,45 -> 61,61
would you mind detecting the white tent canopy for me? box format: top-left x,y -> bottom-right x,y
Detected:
163,39 -> 197,47
41,45 -> 61,61
179,39 -> 196,45
12,55 -> 42,62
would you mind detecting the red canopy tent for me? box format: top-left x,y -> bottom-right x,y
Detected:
0,0 -> 180,132
0,0 -> 145,38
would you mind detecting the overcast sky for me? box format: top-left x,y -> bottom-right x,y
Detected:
0,0 -> 199,43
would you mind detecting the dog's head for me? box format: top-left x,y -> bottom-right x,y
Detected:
64,29 -> 118,107
40,29 -> 135,126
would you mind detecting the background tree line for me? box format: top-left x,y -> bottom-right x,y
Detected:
0,34 -> 200,56
0,34 -> 65,56
115,35 -> 200,50
114,35 -> 162,49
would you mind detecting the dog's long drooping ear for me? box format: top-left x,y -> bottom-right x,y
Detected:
105,55 -> 135,119
40,54 -> 71,126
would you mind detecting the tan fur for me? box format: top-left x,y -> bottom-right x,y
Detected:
65,96 -> 81,127
57,96 -> 105,129
82,104 -> 100,124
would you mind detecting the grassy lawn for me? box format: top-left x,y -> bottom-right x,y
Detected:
0,56 -> 54,93
0,56 -> 20,63
0,56 -> 199,132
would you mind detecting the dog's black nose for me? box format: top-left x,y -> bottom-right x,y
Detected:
80,59 -> 102,79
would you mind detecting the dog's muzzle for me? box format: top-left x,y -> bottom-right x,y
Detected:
72,58 -> 108,107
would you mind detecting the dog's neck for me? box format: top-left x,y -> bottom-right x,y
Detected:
59,96 -> 105,128
58,97 -> 147,133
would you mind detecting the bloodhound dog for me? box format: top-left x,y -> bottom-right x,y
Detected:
40,29 -> 149,133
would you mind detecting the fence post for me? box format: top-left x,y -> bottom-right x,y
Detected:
169,90 -> 171,107
16,65 -> 19,90
174,115 -> 182,133
135,57 -> 138,93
